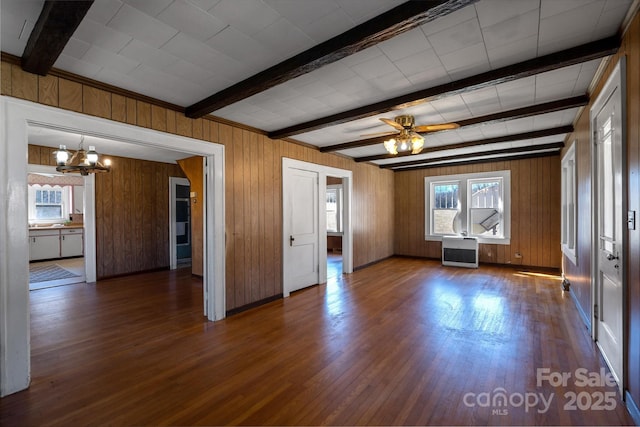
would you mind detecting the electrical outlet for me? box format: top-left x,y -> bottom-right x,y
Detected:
514,252 -> 522,258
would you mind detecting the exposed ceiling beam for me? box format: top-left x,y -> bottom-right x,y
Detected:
21,0 -> 94,76
321,95 -> 585,153
270,36 -> 618,139
392,151 -> 560,172
185,0 -> 476,118
354,125 -> 573,162
380,142 -> 564,169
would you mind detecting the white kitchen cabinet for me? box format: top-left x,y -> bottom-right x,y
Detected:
29,228 -> 84,260
29,230 -> 60,261
61,229 -> 83,257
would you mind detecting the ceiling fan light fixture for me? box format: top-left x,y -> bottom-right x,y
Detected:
384,130 -> 424,155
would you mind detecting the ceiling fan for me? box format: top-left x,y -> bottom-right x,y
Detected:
363,115 -> 459,155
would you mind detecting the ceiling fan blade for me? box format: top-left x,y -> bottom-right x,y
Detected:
414,123 -> 460,132
380,117 -> 404,130
360,131 -> 398,138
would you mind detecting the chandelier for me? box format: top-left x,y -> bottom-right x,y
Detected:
383,129 -> 424,155
54,136 -> 111,175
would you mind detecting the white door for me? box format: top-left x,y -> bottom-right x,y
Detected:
283,167 -> 319,296
594,81 -> 624,388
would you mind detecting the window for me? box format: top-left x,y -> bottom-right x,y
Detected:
425,170 -> 510,244
561,143 -> 577,265
28,184 -> 71,223
326,184 -> 343,233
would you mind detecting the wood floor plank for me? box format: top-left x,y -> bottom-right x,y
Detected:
0,259 -> 634,426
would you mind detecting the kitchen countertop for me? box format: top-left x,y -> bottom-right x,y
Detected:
29,224 -> 84,231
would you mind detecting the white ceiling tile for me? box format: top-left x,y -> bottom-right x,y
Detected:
210,0 -> 280,36
300,8 -> 355,42
350,55 -> 399,80
61,38 -> 92,60
330,75 -> 375,96
496,77 -> 536,109
475,0 -> 539,28
335,0 -> 404,24
73,18 -> 133,53
253,17 -> 315,58
538,2 -> 604,48
189,0 -> 222,11
82,45 -> 139,75
341,46 -> 384,67
439,42 -> 489,73
540,0 -> 601,19
86,0 -> 123,25
161,32 -> 241,76
119,39 -> 179,69
594,0 -> 633,36
406,67 -> 451,87
428,18 -> 484,56
421,4 -> 478,36
157,0 -> 228,42
394,48 -> 443,78
122,0 -> 173,17
316,62 -> 357,85
378,27 -> 431,62
481,9 -> 539,51
264,0 -> 339,28
108,4 -> 178,48
505,116 -> 535,133
206,26 -> 275,71
430,95 -> 471,122
53,55 -> 103,79
164,59 -> 215,83
370,71 -> 412,95
486,35 -> 538,69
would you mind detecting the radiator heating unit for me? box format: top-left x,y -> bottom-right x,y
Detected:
442,236 -> 479,268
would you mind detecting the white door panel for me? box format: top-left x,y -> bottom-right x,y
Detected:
592,59 -> 624,390
284,168 -> 319,295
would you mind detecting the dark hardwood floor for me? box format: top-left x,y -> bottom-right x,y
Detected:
0,258 -> 634,426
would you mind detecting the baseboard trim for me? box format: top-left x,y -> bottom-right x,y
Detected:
226,294 -> 283,317
626,391 -> 640,426
568,284 -> 592,330
354,255 -> 394,271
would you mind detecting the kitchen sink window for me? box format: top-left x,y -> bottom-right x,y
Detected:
29,184 -> 72,223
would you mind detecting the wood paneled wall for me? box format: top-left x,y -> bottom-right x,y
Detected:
3,59 -> 395,312
562,9 -> 640,412
394,157 -> 561,269
177,156 -> 204,277
28,145 -> 185,278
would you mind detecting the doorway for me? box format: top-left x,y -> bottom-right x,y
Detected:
282,158 -> 353,297
591,57 -> 626,391
326,176 -> 344,280
169,177 -> 192,270
27,166 -> 86,290
0,97 -> 226,397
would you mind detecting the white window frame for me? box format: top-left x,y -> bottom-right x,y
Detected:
425,170 -> 511,244
561,143 -> 577,265
28,184 -> 72,224
326,184 -> 343,235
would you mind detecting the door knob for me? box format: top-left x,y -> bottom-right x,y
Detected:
606,253 -> 619,261
289,235 -> 295,246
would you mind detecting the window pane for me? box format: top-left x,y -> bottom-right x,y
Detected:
433,209 -> 457,234
35,205 -> 62,219
470,208 -> 501,237
471,180 -> 500,208
433,183 -> 458,209
326,188 -> 339,232
35,190 -> 42,203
